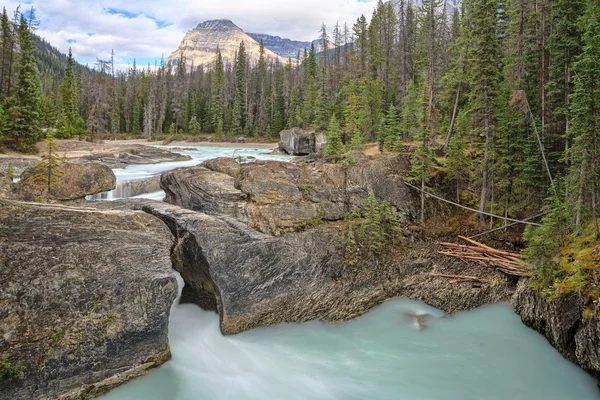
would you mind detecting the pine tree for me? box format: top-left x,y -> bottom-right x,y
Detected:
382,103 -> 403,151
568,2 -> 600,238
410,92 -> 436,224
211,50 -> 225,135
302,76 -> 317,128
325,114 -> 344,161
464,0 -> 503,221
349,129 -> 363,152
232,42 -> 247,136
314,68 -> 330,130
400,79 -> 421,141
30,131 -> 65,199
446,129 -> 470,203
57,48 -> 79,138
0,7 -> 14,102
6,16 -> 42,151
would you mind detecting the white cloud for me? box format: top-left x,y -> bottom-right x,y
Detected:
6,0 -> 378,66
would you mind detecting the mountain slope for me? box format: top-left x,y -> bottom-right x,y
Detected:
247,33 -> 311,59
166,20 -> 285,68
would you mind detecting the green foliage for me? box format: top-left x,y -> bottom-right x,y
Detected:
0,358 -> 24,381
6,161 -> 15,181
104,312 -> 117,325
29,131 -> 65,197
568,3 -> 600,238
188,116 -> 201,135
293,215 -> 324,232
325,114 -> 345,161
400,80 -> 421,141
339,192 -> 405,273
51,328 -> 64,341
523,184 -> 600,301
232,41 -> 247,136
446,129 -> 470,201
349,129 -> 363,152
382,103 -> 403,151
6,16 -> 42,151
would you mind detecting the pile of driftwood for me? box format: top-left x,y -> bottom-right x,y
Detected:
439,236 -> 531,277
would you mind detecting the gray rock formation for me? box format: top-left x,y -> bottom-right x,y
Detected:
278,128 -> 325,155
12,162 -> 116,202
246,34 -> 335,59
95,199 -> 514,336
79,146 -> 191,169
167,20 -> 285,69
0,200 -> 178,400
512,281 -> 600,382
161,155 -> 423,235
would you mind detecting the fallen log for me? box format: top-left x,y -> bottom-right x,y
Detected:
429,273 -> 484,282
439,237 -> 532,277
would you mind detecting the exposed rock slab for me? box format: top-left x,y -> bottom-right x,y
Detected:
0,200 -> 177,400
95,200 -> 514,336
512,281 -> 600,382
162,155 -> 423,236
13,162 -> 116,202
80,146 -> 191,169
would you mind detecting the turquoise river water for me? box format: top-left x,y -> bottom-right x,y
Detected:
97,146 -> 599,400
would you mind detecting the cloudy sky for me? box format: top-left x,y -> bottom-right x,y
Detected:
3,0 -> 377,68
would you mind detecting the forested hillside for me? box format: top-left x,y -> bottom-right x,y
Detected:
1,1 -> 600,296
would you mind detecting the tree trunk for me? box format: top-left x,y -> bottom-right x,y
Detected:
443,85 -> 461,152
593,182 -> 599,240
479,114 -> 490,222
421,176 -> 426,225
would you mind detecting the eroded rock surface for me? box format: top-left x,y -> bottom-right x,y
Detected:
94,200 -> 514,336
162,155 -> 423,235
0,200 -> 177,400
80,146 -> 191,169
512,281 -> 600,381
13,161 -> 116,202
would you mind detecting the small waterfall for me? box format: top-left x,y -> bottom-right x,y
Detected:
88,176 -> 163,201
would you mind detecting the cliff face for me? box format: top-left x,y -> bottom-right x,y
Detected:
512,281 -> 600,383
247,33 -> 311,59
248,33 -> 336,59
0,201 -> 178,400
166,20 -> 284,68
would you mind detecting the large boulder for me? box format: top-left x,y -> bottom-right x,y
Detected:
512,281 -> 600,382
13,161 -> 116,202
161,155 -> 422,236
0,200 -> 178,400
98,200 -> 514,336
278,128 -> 324,155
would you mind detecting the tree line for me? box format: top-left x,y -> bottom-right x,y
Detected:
1,1 -> 600,248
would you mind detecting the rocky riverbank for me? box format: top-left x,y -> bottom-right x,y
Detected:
0,201 -> 178,400
2,148 -> 599,397
512,281 -> 600,384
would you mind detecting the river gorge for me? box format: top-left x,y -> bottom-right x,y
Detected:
92,145 -> 599,399
2,144 -> 599,400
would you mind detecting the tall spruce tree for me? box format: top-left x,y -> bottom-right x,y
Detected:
464,0 -> 503,221
57,48 -> 79,138
6,16 -> 41,150
325,114 -> 344,161
210,50 -> 225,134
568,2 -> 600,238
232,42 -> 247,136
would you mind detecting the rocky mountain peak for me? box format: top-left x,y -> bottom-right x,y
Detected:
195,19 -> 241,32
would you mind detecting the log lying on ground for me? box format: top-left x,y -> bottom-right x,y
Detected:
439,236 -> 532,277
429,273 -> 484,282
